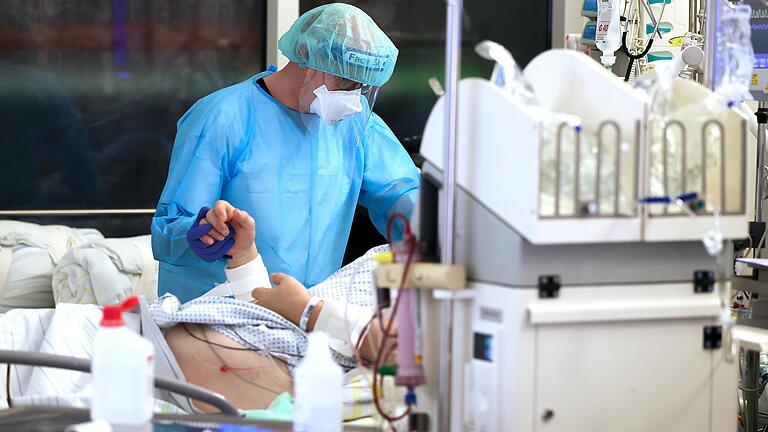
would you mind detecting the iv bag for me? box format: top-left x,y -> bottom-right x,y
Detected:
715,3 -> 754,105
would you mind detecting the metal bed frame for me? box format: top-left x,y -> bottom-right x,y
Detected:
0,349 -> 239,415
0,350 -> 382,431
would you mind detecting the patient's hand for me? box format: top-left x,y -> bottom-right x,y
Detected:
251,273 -> 316,327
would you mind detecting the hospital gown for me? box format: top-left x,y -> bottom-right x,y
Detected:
149,245 -> 385,371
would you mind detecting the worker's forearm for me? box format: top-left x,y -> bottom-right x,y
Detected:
151,215 -> 198,265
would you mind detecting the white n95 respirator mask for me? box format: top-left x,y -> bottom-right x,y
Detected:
309,85 -> 363,125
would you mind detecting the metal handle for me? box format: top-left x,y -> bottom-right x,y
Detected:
701,118 -> 726,212
662,120 -> 687,215
597,120 -> 623,215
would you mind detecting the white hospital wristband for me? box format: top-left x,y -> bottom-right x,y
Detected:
300,296 -> 322,332
224,253 -> 271,300
225,253 -> 269,283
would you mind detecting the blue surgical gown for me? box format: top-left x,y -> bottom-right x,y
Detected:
151,69 -> 420,302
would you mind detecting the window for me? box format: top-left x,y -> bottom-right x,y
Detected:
0,1 -> 266,235
300,1 -> 552,156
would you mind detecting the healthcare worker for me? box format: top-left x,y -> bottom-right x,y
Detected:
152,3 -> 420,302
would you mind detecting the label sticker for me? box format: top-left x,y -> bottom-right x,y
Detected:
668,36 -> 684,47
344,50 -> 388,72
753,74 -> 760,86
595,0 -> 612,43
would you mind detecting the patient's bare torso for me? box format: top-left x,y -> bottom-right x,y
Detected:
164,323 -> 292,412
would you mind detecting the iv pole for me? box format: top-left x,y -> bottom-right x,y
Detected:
439,0 -> 462,431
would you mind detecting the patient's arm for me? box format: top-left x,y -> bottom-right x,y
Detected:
251,273 -> 395,364
224,236 -> 395,364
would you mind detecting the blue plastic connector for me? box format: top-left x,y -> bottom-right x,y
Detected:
677,192 -> 698,202
405,386 -> 417,405
639,196 -> 672,204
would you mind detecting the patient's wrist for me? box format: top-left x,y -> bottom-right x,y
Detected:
306,300 -> 324,332
227,244 -> 258,269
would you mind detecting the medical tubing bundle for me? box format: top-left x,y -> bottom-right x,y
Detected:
369,212 -> 417,427
391,242 -> 426,388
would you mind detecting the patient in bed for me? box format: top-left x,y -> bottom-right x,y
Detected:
160,244 -> 391,412
1,211 -> 393,415
156,207 -> 393,412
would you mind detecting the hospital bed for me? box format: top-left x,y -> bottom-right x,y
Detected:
0,350 -> 379,432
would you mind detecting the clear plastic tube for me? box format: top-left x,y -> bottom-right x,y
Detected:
673,196 -> 734,362
474,40 -> 538,106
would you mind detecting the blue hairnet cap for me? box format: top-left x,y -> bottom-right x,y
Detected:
278,3 -> 398,87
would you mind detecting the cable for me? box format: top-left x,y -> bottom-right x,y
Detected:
182,323 -> 292,388
181,323 -> 251,351
198,324 -> 285,396
5,364 -> 11,409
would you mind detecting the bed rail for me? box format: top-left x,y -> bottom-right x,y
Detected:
0,350 -> 240,416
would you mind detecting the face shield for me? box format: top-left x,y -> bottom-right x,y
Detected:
278,3 -> 398,146
296,67 -> 381,148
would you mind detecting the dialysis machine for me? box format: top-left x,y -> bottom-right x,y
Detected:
416,49 -> 754,431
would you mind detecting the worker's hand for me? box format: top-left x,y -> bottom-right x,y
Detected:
226,209 -> 256,255
223,209 -> 258,268
198,200 -> 237,245
251,273 -> 313,326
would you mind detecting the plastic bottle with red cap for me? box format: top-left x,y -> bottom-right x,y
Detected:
90,296 -> 154,431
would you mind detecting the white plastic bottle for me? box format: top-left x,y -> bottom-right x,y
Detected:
91,297 -> 154,432
293,332 -> 343,432
595,0 -> 621,68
